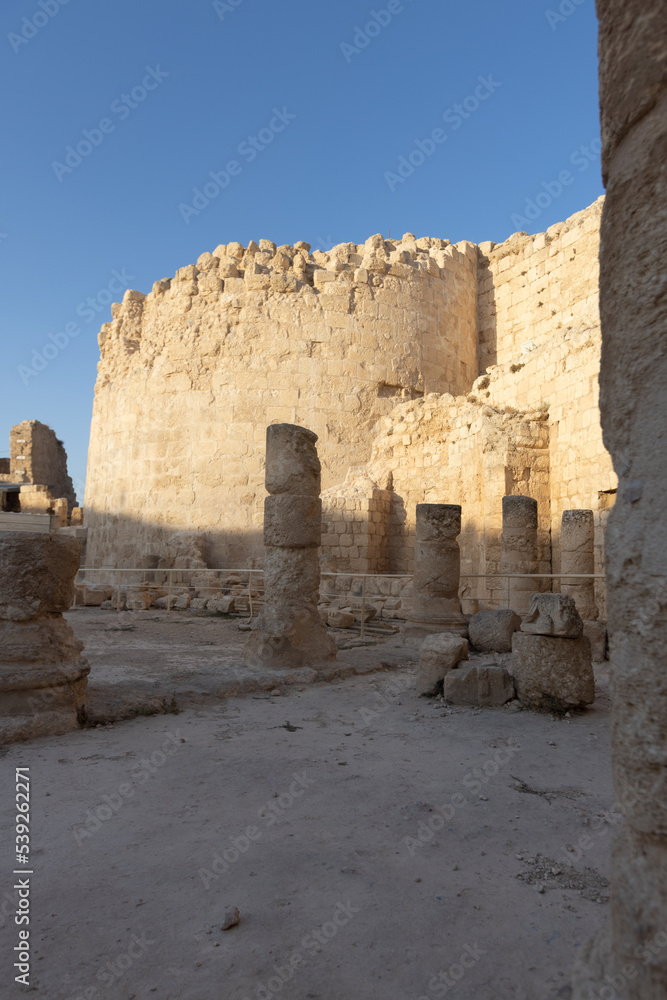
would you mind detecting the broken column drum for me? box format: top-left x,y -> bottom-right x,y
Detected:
501,495 -> 538,615
409,503 -> 466,635
560,509 -> 598,621
243,424 -> 337,669
0,531 -> 89,743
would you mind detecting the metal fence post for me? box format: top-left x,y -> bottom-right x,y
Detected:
249,570 -> 253,620
360,576 -> 366,640
116,571 -> 122,613
167,570 -> 173,614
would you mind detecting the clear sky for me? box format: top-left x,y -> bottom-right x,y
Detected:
0,0 -> 603,499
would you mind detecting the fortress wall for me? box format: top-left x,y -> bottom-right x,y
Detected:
474,198 -> 616,615
477,198 -> 604,372
7,421 -> 77,509
346,394 -> 552,607
84,234 -> 478,568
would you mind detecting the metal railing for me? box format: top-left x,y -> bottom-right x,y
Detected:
73,568 -> 605,639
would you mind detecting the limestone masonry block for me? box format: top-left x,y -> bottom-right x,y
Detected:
468,608 -> 522,653
512,632 -> 594,712
0,531 -> 89,743
443,663 -> 515,707
0,532 -> 82,621
416,633 -> 469,696
521,592 -> 584,637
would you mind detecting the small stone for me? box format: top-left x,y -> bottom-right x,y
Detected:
221,907 -> 240,930
271,689 -> 281,697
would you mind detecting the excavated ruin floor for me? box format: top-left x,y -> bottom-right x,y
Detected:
0,610 -> 613,1000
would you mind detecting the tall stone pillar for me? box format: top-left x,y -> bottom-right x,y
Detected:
560,510 -> 598,621
0,532 -> 89,743
405,504 -> 466,636
571,2 -> 667,997
500,496 -> 538,614
244,424 -> 337,670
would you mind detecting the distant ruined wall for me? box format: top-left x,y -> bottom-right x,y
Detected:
84,201 -> 612,605
84,234 -> 478,568
330,394 -> 551,608
0,421 -> 77,511
473,200 -> 615,614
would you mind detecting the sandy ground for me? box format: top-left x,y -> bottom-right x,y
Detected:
0,610 -> 613,1000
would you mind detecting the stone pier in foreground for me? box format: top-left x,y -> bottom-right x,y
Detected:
0,532 -> 89,743
501,495 -> 538,615
244,424 -> 337,670
404,503 -> 467,636
560,509 -> 598,621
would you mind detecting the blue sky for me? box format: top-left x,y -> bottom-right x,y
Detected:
0,0 -> 603,498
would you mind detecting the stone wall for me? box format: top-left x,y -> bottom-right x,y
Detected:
83,202 -> 613,605
327,394 -> 551,609
84,235 -> 478,568
473,200 -> 616,613
0,421 -> 77,515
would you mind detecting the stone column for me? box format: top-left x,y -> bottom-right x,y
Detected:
571,2 -> 667,997
0,532 -> 89,743
244,424 -> 337,669
560,510 -> 598,621
405,504 -> 467,636
501,495 -> 538,614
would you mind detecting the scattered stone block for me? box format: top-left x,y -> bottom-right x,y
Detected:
173,593 -> 190,609
125,591 -> 153,611
416,633 -> 469,696
207,595 -> 236,613
521,593 -> 583,638
443,663 -> 515,706
189,598 -> 208,610
512,633 -> 594,712
353,607 -> 377,624
468,608 -> 521,653
328,609 -> 355,629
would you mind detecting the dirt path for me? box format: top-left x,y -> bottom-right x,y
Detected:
1,625 -> 613,1000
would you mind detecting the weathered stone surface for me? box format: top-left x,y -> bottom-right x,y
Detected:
263,495 -> 322,548
207,595 -> 236,613
561,509 -> 598,620
407,504 -> 467,636
0,532 -> 89,743
264,424 -> 321,496
468,609 -> 521,653
245,425 -> 336,669
443,663 -> 515,706
0,532 -> 81,620
125,590 -> 154,611
521,592 -> 583,637
327,609 -> 354,629
512,633 -> 594,711
501,495 -> 539,615
416,633 -> 468,696
573,2 -> 667,992
81,584 -> 115,607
